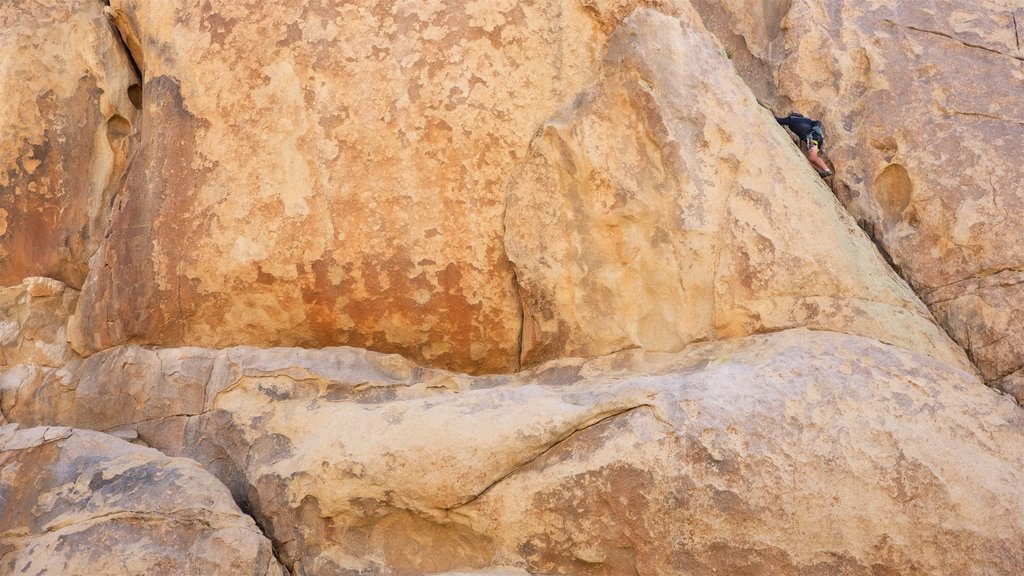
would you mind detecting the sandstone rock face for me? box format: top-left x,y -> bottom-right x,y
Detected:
505,8 -> 971,372
0,425 -> 284,576
0,279 -> 80,429
71,0 -> 700,372
2,2 -> 1024,575
0,278 -> 77,367
687,0 -> 791,102
0,0 -> 139,288
692,0 -> 1024,393
7,329 -> 1022,575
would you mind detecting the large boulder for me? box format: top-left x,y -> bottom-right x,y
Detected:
7,329 -> 1021,575
70,0 -> 696,373
692,0 -> 1024,394
180,330 -> 1024,574
0,0 -> 139,288
504,7 -> 971,372
0,425 -> 284,575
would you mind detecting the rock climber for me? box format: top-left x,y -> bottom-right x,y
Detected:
776,112 -> 832,177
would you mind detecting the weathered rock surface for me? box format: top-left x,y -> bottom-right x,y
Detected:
505,8 -> 971,372
693,0 -> 1024,393
0,279 -> 80,428
2,1 -> 1023,574
0,0 -> 139,288
71,0 -> 704,372
0,278 -> 77,367
0,424 -> 284,575
6,329 -> 1022,574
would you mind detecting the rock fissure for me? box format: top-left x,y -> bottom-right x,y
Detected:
444,403 -> 656,511
1012,7 -> 1021,53
98,413 -> 199,433
236,495 -> 293,575
883,19 -> 1024,62
500,154 -> 528,373
101,3 -> 143,83
941,107 -> 1024,127
988,175 -> 1004,214
922,266 -> 1024,301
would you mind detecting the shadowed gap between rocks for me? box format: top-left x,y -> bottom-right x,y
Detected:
101,0 -> 144,92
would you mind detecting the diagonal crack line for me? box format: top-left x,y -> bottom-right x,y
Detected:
445,403 -> 656,511
944,108 -> 1024,126
883,19 -> 1024,61
1012,6 -> 1021,53
922,265 -> 1024,300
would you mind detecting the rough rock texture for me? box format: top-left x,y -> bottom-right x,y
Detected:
687,0 -> 791,103
0,425 -> 284,575
0,279 -> 80,428
0,0 -> 139,288
7,329 -> 1023,575
0,278 -> 77,367
2,1 -> 1024,574
505,8 -> 971,372
692,0 -> 1024,394
70,0 -> 703,373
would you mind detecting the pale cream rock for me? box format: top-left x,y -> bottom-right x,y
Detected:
0,0 -> 139,288
4,328 -> 1022,574
0,425 -> 284,576
504,7 -> 972,372
183,329 -> 1024,575
693,0 -> 1024,387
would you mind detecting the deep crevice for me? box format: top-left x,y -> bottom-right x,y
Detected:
236,494 -> 294,575
1012,9 -> 1021,54
500,141 -> 530,373
856,218 -> 907,281
104,10 -> 143,83
100,1 -> 145,113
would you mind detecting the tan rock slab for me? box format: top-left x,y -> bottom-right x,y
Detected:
0,425 -> 284,575
504,7 -> 972,372
3,326 -> 1020,574
24,277 -> 65,298
698,0 -> 1024,384
175,329 -> 1021,574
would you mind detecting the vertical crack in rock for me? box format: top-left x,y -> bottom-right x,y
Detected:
1013,8 -> 1022,56
513,267 -> 526,373
101,2 -> 144,84
235,494 -> 294,576
853,213 -> 984,379
501,176 -> 526,373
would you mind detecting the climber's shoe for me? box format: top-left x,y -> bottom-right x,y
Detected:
819,169 -> 833,178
